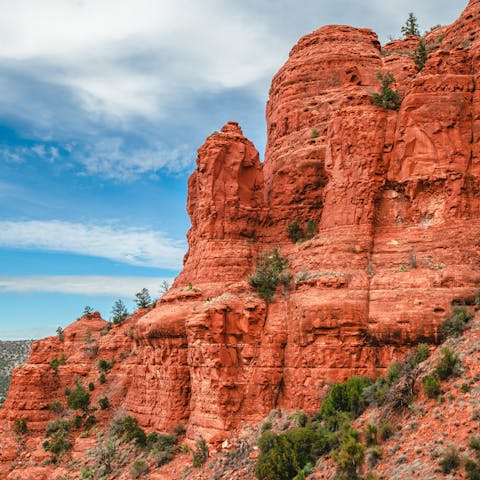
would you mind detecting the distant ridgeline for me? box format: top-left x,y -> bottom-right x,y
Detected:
0,341 -> 33,405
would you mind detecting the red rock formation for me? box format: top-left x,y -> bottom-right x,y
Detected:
2,1 -> 480,477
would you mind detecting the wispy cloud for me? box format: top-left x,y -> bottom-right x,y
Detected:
0,140 -> 193,181
0,220 -> 186,269
0,275 -> 173,297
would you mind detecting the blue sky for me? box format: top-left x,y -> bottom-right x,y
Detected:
0,0 -> 465,339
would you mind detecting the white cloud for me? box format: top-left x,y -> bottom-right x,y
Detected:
0,275 -> 173,297
0,0 -> 283,119
0,220 -> 186,269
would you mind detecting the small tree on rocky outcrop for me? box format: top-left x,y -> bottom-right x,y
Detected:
135,288 -> 152,309
401,12 -> 420,37
372,72 -> 402,111
248,249 -> 292,303
413,39 -> 428,71
111,299 -> 128,324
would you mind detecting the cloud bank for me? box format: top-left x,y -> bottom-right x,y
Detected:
0,275 -> 173,297
0,220 -> 186,269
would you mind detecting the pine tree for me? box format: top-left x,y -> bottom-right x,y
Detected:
111,299 -> 128,324
372,72 -> 402,111
413,39 -> 428,71
135,288 -> 152,308
401,12 -> 420,37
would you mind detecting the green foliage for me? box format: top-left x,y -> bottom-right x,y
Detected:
438,446 -> 460,474
56,327 -> 64,341
83,306 -> 94,315
13,418 -> 27,434
435,347 -> 460,380
333,432 -> 366,479
258,431 -> 278,454
79,467 -> 95,479
98,358 -> 115,373
49,354 -> 67,372
461,382 -> 471,393
413,39 -> 428,71
84,414 -> 97,429
372,72 -> 402,110
401,12 -> 421,37
385,361 -> 403,385
91,435 -> 121,476
111,299 -> 129,324
98,397 -> 110,410
192,437 -> 209,467
111,415 -> 147,446
440,307 -> 473,339
466,458 -> 480,480
422,374 -> 441,398
378,419 -> 393,441
408,343 -> 430,368
255,434 -> 298,480
248,249 -> 292,303
311,128 -> 319,139
287,220 -> 318,243
261,420 -> 272,432
291,410 -> 307,428
99,373 -> 106,384
43,419 -> 71,457
135,288 -> 152,308
364,423 -> 377,446
320,377 -> 372,420
132,460 -> 149,478
48,401 -> 64,414
67,381 -> 90,411
88,381 -> 95,391
287,221 -> 304,243
470,437 -> 480,451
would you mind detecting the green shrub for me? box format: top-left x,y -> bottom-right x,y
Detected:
333,432 -> 366,479
255,434 -> 298,480
287,221 -> 304,243
378,419 -> 393,441
84,415 -> 97,429
43,419 -> 71,457
440,307 -> 473,339
408,343 -> 430,368
364,423 -> 377,446
13,418 -> 28,434
98,358 -> 115,373
372,72 -> 402,110
79,467 -> 95,479
48,401 -> 64,414
248,249 -> 292,303
98,397 -> 109,410
466,458 -> 480,480
461,382 -> 471,393
422,374 -> 441,398
435,347 -> 460,380
291,411 -> 307,428
192,437 -> 208,467
438,446 -> 460,474
88,382 -> 95,391
49,354 -> 67,372
470,437 -> 480,451
262,420 -> 272,432
413,39 -> 428,71
311,128 -> 319,139
286,221 -> 318,243
111,415 -> 146,447
320,377 -> 372,420
385,361 -> 403,385
367,445 -> 382,468
67,381 -> 90,411
132,460 -> 149,478
99,373 -> 106,384
72,415 -> 82,429
258,431 -> 278,454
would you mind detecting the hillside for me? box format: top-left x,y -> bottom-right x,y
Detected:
0,341 -> 33,405
1,0 -> 480,478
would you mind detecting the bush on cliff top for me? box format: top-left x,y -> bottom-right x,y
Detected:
372,72 -> 402,111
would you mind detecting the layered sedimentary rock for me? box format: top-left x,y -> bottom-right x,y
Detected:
2,2 -> 480,474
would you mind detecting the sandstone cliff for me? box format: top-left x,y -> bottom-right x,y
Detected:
1,1 -> 480,478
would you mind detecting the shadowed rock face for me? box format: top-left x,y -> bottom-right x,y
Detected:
2,2 -> 480,475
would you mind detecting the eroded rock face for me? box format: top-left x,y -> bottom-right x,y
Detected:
2,2 -> 480,474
